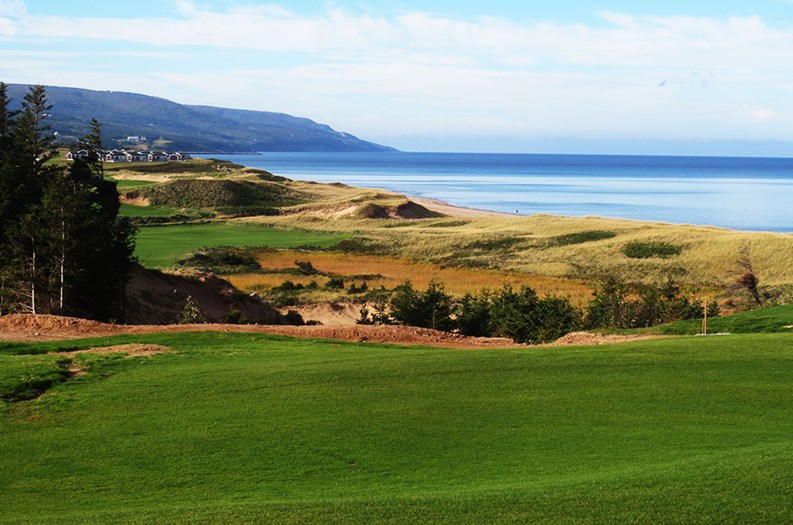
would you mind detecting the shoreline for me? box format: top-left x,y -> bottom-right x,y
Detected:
410,197 -> 519,219
201,153 -> 793,234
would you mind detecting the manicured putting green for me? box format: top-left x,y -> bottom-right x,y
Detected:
134,222 -> 348,268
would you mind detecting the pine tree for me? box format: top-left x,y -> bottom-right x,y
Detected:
0,84 -> 136,320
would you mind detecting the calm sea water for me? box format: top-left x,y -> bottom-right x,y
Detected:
203,152 -> 793,232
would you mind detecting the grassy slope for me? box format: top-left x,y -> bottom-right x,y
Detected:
640,304 -> 793,335
119,202 -> 177,218
258,212 -> 793,289
134,223 -> 350,268
1,333 -> 792,524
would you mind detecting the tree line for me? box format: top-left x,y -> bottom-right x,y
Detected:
0,83 -> 136,321
359,278 -> 717,344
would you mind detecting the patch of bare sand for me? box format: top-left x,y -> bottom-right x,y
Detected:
0,314 -> 665,349
545,332 -> 665,346
412,197 -> 518,219
286,303 -> 363,326
119,194 -> 151,206
53,343 -> 171,358
0,314 -> 518,349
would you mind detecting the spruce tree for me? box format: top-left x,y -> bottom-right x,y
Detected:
0,84 -> 136,320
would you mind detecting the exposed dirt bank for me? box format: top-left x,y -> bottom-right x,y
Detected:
0,314 -> 665,349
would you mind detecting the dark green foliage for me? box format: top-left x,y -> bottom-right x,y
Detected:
466,236 -> 525,251
216,205 -> 279,218
177,247 -> 261,274
223,309 -> 250,325
0,84 -> 136,320
347,282 -> 368,295
552,230 -> 616,246
425,220 -> 470,228
326,277 -> 345,289
294,260 -> 319,275
586,277 -> 703,329
360,281 -> 581,343
141,179 -> 301,209
489,286 -> 582,344
623,241 -> 683,259
333,238 -> 390,255
389,280 -> 455,331
456,291 -> 493,337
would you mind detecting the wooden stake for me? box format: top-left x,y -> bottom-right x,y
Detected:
702,299 -> 708,335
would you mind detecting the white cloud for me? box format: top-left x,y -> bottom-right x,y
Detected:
3,4 -> 793,142
0,0 -> 25,17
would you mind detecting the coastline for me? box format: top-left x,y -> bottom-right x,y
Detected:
203,152 -> 793,233
410,197 -> 519,218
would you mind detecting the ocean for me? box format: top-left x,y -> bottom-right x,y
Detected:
202,152 -> 793,233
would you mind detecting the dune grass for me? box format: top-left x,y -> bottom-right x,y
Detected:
253,213 -> 793,290
134,223 -> 350,268
119,202 -> 178,218
1,332 -> 792,523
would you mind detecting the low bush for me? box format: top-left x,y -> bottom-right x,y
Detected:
177,247 -> 261,274
466,236 -> 525,251
623,241 -> 683,259
389,280 -> 455,331
586,276 -> 710,329
333,238 -> 390,255
552,230 -> 616,246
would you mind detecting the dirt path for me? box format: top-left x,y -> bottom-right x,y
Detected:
0,314 -> 663,349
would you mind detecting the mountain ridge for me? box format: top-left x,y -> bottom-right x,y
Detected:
5,83 -> 394,153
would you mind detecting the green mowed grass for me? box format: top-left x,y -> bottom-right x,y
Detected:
1,333 -> 792,523
134,223 -> 349,268
642,304 -> 793,335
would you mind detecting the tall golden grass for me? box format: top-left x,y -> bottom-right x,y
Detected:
244,213 -> 793,290
225,250 -> 594,306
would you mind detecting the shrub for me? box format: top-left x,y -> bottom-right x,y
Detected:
326,277 -> 345,289
224,309 -> 250,324
294,260 -> 320,275
177,246 -> 261,274
389,280 -> 455,331
456,291 -> 493,337
552,230 -> 616,246
347,282 -> 369,295
333,238 -> 390,255
623,241 -> 682,259
489,286 -> 581,344
586,277 -> 703,329
180,295 -> 207,324
466,236 -> 525,251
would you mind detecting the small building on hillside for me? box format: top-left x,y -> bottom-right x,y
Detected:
105,150 -> 131,163
129,151 -> 148,162
148,151 -> 168,162
64,149 -> 90,160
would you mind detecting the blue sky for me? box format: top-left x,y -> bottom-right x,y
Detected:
3,0 -> 793,154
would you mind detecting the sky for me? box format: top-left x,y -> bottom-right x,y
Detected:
3,0 -> 793,154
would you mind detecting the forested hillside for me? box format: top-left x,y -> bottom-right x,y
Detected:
5,84 -> 394,153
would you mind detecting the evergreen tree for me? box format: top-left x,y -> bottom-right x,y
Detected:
44,119 -> 136,320
0,84 -> 136,320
